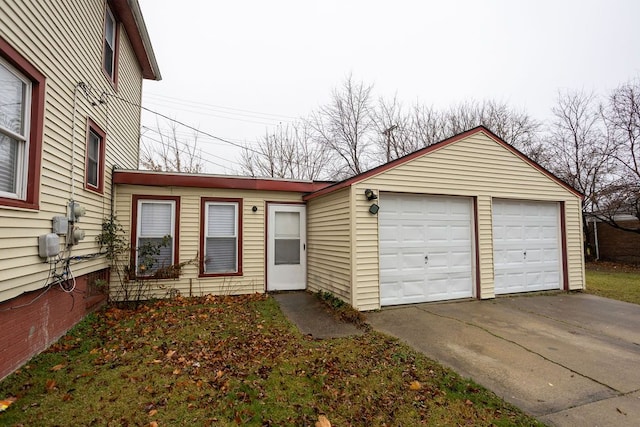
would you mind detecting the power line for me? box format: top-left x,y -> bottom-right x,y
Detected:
144,98 -> 284,126
140,133 -> 238,172
144,92 -> 299,120
141,125 -> 264,147
106,93 -> 264,156
141,126 -> 241,167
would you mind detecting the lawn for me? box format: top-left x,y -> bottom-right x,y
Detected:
585,262 -> 640,305
0,294 -> 542,426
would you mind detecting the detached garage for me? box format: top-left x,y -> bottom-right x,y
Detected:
304,126 -> 584,310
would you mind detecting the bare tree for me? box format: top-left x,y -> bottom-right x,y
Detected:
545,89 -> 617,254
596,78 -> 640,232
239,121 -> 330,180
370,99 -> 543,163
441,100 -> 545,162
311,75 -> 375,178
372,96 -> 411,163
140,118 -> 204,173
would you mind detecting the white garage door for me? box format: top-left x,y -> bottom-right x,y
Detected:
379,193 -> 474,306
492,199 -> 561,294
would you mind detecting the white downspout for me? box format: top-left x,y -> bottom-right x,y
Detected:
592,217 -> 600,261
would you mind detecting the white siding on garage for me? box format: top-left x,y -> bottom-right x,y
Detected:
349,131 -> 584,310
493,199 -> 561,294
306,188 -> 352,303
379,193 -> 473,306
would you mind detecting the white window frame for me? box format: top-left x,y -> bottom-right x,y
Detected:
0,57 -> 31,200
204,201 -> 239,274
103,6 -> 116,80
136,199 -> 176,276
86,129 -> 101,189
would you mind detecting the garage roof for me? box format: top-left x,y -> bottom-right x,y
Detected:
303,126 -> 583,201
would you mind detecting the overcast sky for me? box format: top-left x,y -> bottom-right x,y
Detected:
137,0 -> 640,175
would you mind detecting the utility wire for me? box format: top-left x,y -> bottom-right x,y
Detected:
140,132 -> 236,172
144,98 -> 283,126
144,92 -> 298,120
106,93 -> 264,156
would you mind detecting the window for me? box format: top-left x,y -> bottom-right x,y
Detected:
85,119 -> 105,193
133,196 -> 180,278
201,198 -> 242,276
103,5 -> 118,83
0,37 -> 45,209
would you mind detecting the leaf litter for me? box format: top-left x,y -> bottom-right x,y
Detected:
0,294 -> 542,426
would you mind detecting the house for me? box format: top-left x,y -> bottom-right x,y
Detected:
112,127 -> 585,311
0,0 -> 160,380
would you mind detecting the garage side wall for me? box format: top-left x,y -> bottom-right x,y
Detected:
113,185 -> 304,298
351,132 -> 585,309
306,188 -> 352,303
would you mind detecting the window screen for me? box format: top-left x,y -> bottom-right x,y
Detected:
205,203 -> 238,273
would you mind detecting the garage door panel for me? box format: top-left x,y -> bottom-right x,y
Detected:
380,193 -> 474,306
493,200 -> 561,295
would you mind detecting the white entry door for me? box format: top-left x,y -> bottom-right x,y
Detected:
267,204 -> 306,291
379,193 -> 474,306
493,199 -> 561,294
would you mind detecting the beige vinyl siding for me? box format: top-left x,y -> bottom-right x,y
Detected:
306,188 -> 352,303
350,185 -> 380,310
565,199 -> 585,290
114,185 -> 304,298
352,131 -> 585,309
0,0 -> 145,302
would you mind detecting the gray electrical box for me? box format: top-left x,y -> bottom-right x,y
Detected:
38,233 -> 60,258
52,216 -> 68,235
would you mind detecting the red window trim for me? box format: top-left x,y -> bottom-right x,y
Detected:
199,197 -> 243,278
102,3 -> 120,90
130,195 -> 181,280
84,118 -> 106,194
0,37 -> 45,210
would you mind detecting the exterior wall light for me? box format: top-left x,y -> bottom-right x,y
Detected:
364,189 -> 378,200
252,206 -> 258,212
369,203 -> 380,215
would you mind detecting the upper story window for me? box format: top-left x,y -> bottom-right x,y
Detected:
0,58 -> 30,200
0,38 -> 45,210
103,5 -> 118,84
200,198 -> 242,276
85,119 -> 105,193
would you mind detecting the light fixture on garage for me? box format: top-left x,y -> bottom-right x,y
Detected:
364,189 -> 378,201
369,203 -> 379,215
252,206 -> 258,212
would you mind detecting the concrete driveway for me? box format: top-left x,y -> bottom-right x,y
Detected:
367,294 -> 640,426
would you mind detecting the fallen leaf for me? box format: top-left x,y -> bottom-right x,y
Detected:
50,364 -> 65,372
172,369 -> 181,375
46,379 -> 57,391
316,415 -> 331,427
166,350 -> 176,359
62,393 -> 73,402
465,399 -> 473,406
0,397 -> 17,412
149,422 -> 158,427
148,409 -> 158,416
409,381 -> 422,391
